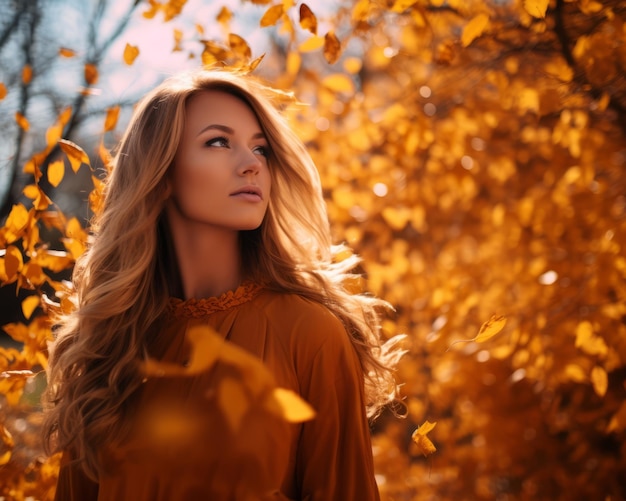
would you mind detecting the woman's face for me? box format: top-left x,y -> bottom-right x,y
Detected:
168,90 -> 272,232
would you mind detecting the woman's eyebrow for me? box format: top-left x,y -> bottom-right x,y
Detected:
196,123 -> 265,140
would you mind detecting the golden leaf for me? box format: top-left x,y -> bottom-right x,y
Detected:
59,138 -> 90,172
47,160 -> 65,188
58,47 -> 76,57
173,29 -> 183,52
0,82 -> 6,100
22,262 -> 46,287
475,315 -> 507,343
392,0 -> 418,12
216,6 -> 232,27
3,246 -> 23,282
299,35 -> 324,53
22,184 -> 51,211
322,73 -> 355,94
575,321 -> 608,357
46,123 -> 63,147
104,105 -> 120,132
266,387 -> 316,423
461,13 -> 489,47
84,63 -> 98,85
22,65 -> 33,84
123,43 -> 140,65
524,0 -> 549,18
591,366 -> 608,397
286,51 -> 301,75
299,4 -> 317,35
448,315 -> 507,351
323,32 -> 341,64
2,204 -> 30,244
260,4 -> 283,27
343,57 -> 362,74
0,451 -> 10,466
15,112 -> 30,131
228,33 -> 251,61
218,377 -> 249,432
21,295 -> 40,320
33,249 -> 73,273
411,420 -> 437,457
564,363 -> 587,383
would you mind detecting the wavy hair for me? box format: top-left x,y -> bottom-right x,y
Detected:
43,68 -> 404,480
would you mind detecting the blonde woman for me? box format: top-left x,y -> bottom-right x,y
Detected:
44,69 -> 402,500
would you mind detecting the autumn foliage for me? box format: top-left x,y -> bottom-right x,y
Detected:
1,0 -> 625,499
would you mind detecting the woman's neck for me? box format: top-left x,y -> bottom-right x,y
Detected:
165,209 -> 242,299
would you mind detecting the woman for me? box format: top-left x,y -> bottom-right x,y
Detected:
44,68 -> 403,500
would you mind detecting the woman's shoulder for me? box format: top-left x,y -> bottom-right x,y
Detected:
251,288 -> 352,353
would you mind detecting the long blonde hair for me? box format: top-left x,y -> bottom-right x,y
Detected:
43,68 -> 403,480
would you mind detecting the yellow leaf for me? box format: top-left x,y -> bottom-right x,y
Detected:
216,6 -> 232,27
229,33 -> 251,61
21,295 -> 40,320
260,4 -> 283,27
3,204 -> 30,244
392,0 -> 418,12
299,4 -> 317,34
46,123 -> 63,147
104,105 -> 120,132
123,43 -> 140,65
475,315 -> 507,343
266,387 -> 316,423
172,29 -> 183,52
461,13 -> 489,47
84,63 -> 98,85
0,451 -> 11,466
47,160 -> 65,187
23,184 -> 51,210
22,64 -> 33,84
4,246 -> 23,281
59,138 -> 90,172
286,51 -> 301,75
411,420 -> 437,457
343,57 -> 362,74
59,47 -> 76,58
575,321 -> 608,357
591,366 -> 608,397
299,35 -> 324,53
15,112 -> 30,131
564,363 -> 587,383
324,32 -> 341,64
218,378 -> 249,432
524,0 -> 549,18
0,82 -> 6,100
322,73 -> 355,94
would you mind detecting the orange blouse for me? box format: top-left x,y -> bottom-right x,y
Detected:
54,283 -> 380,500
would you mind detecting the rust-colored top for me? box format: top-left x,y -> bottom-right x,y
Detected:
55,283 -> 380,501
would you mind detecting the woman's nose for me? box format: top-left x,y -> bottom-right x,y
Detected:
237,149 -> 262,176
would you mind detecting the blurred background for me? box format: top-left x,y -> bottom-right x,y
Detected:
1,0 -> 625,499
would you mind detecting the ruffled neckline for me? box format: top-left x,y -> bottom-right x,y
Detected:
168,281 -> 264,318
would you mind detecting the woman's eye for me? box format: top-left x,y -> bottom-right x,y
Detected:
205,137 -> 229,148
253,145 -> 269,157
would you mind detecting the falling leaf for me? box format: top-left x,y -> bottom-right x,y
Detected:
58,47 -> 76,57
123,43 -> 140,65
475,315 -> 507,343
47,160 -> 65,188
260,4 -> 283,27
461,13 -> 489,47
3,246 -> 23,281
524,0 -> 549,18
323,32 -> 341,64
216,6 -> 232,27
59,138 -> 90,172
173,28 -> 183,51
266,388 -> 316,423
104,105 -> 120,132
448,315 -> 507,350
218,377 -> 249,432
84,63 -> 98,85
15,112 -> 30,131
299,4 -> 317,34
22,184 -> 51,211
591,366 -> 608,397
412,420 -> 437,457
229,33 -> 251,61
22,65 -> 33,84
322,73 -> 355,94
575,321 -> 608,357
299,35 -> 324,52
21,295 -> 40,320
0,83 -> 6,100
